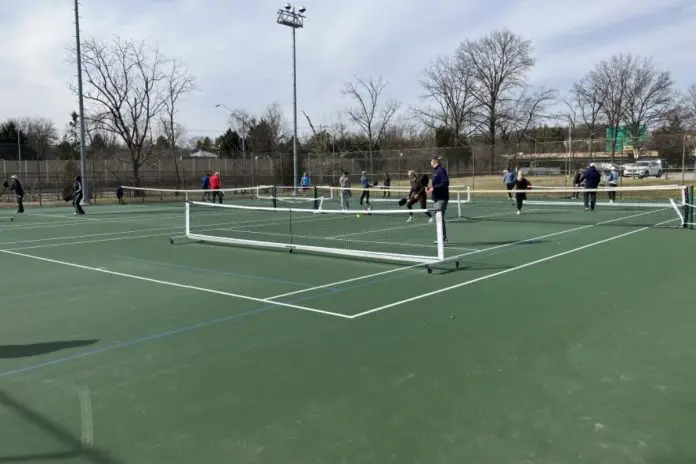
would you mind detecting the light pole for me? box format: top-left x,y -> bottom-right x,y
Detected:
276,3 -> 305,194
74,0 -> 88,202
215,104 -> 247,186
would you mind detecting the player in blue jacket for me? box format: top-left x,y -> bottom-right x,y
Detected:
579,163 -> 601,211
426,153 -> 450,242
503,167 -> 516,199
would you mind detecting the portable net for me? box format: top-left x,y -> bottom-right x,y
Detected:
183,201 -> 447,264
459,184 -> 691,228
314,185 -> 471,214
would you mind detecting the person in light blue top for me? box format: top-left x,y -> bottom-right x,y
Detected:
606,167 -> 619,203
359,171 -> 371,207
503,167 -> 516,199
300,172 -> 311,191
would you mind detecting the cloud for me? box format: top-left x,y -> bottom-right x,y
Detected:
0,0 -> 694,141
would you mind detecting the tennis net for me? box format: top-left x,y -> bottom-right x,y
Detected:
459,184 -> 692,228
183,201 -> 447,264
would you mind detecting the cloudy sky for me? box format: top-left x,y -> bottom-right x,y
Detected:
1,0 -> 695,140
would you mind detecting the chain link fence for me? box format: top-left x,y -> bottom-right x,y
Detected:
1,134 -> 695,204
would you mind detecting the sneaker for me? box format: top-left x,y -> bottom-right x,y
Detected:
516,210 -> 521,215
584,208 -> 589,212
428,217 -> 433,224
406,216 -> 413,222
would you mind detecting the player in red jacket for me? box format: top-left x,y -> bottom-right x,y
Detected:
209,171 -> 223,203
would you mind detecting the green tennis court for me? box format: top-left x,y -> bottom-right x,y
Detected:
1,187 -> 695,463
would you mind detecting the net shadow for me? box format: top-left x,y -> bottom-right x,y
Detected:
0,391 -> 122,464
0,340 -> 99,359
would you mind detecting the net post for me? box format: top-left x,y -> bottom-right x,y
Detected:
272,185 -> 277,209
185,201 -> 190,236
435,210 -> 445,261
688,185 -> 694,230
313,185 -> 319,210
456,191 -> 462,218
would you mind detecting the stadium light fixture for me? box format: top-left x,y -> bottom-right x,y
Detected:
276,3 -> 306,195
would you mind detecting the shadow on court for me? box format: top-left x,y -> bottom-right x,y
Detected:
0,391 -> 121,464
454,239 -> 550,247
0,340 -> 99,359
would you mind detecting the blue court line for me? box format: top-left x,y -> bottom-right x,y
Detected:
0,231 -> 567,379
109,254 -> 338,291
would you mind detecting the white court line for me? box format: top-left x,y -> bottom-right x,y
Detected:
266,207 -> 668,300
349,217 -> 679,319
79,386 -> 94,449
0,248 -> 351,319
0,207 -> 352,249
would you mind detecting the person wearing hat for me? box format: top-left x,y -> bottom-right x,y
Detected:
5,175 -> 25,214
606,167 -> 619,203
359,171 -> 371,208
578,163 -> 601,211
426,153 -> 449,242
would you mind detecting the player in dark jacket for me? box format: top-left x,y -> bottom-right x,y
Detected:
8,175 -> 24,214
579,163 -> 601,211
426,153 -> 450,242
405,170 -> 432,222
73,176 -> 86,215
514,171 -> 532,214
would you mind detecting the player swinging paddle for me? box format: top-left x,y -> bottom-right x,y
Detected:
402,170 -> 432,223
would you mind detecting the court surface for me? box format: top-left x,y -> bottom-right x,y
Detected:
0,197 -> 695,463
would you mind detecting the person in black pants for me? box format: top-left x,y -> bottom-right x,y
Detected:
73,176 -> 86,215
578,163 -> 601,211
514,171 -> 531,215
8,175 -> 24,214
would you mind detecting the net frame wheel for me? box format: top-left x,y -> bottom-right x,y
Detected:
169,237 -> 174,244
426,266 -> 432,274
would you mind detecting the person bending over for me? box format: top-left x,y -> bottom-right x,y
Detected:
8,175 -> 24,214
405,170 -> 432,223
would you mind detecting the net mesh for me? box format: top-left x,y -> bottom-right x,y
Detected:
185,201 -> 446,264
460,184 -> 688,228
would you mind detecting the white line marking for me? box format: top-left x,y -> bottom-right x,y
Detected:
0,209 -> 353,251
79,386 -> 94,449
0,249 -> 351,319
265,208 -> 670,300
349,218 -> 679,319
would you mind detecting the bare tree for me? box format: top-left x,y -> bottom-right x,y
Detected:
589,54 -> 637,160
622,56 -> 674,151
161,60 -> 195,189
569,75 -> 606,155
508,87 -> 557,146
413,56 -> 477,144
683,84 -> 696,130
17,117 -> 58,148
72,37 -> 193,185
341,76 -> 401,175
456,29 -> 535,164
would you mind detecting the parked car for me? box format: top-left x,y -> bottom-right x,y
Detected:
622,160 -> 663,178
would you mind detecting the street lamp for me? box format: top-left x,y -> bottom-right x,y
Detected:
215,103 -> 247,186
276,3 -> 305,194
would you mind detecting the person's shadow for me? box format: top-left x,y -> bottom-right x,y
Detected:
0,340 -> 98,359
